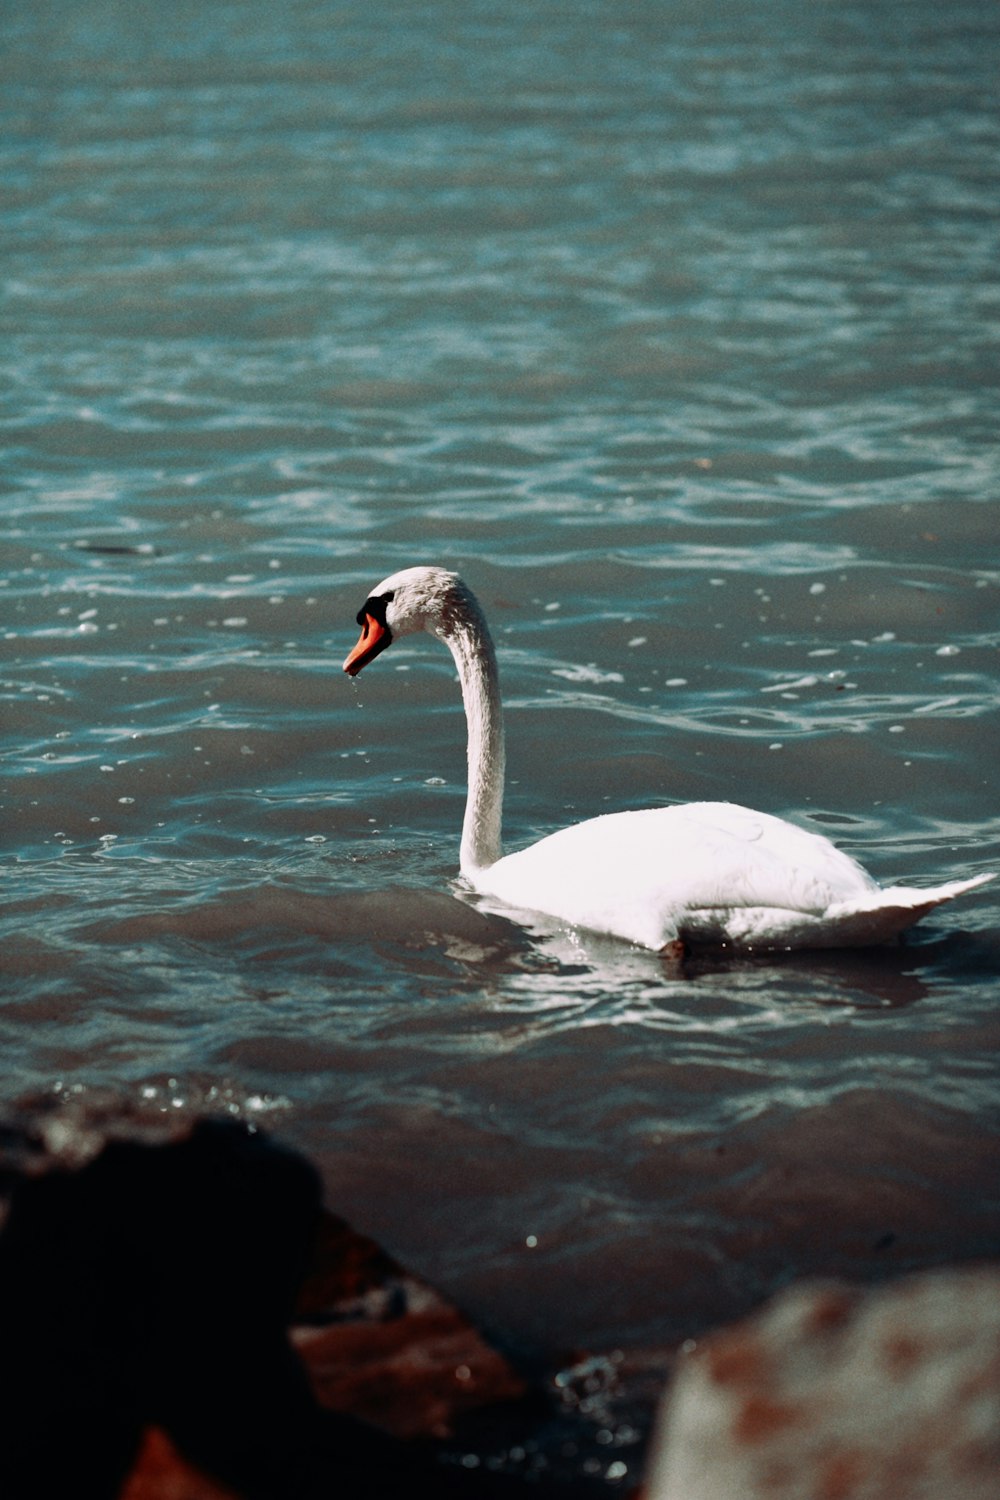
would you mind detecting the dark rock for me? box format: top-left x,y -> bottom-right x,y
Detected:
0,1102 -> 550,1500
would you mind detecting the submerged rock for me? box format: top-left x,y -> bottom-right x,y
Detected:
645,1266 -> 1000,1500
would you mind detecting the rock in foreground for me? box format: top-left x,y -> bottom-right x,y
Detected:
646,1266 -> 1000,1500
0,1101 -> 541,1500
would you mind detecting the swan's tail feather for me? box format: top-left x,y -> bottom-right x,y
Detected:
836,872 -> 993,915
822,872 -> 994,946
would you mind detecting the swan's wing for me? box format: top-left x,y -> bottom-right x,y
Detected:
546,802 -> 875,905
478,801 -> 878,949
671,801 -> 879,905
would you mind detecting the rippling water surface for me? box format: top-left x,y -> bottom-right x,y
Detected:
3,0 -> 999,1392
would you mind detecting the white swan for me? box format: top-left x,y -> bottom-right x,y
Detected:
343,566 -> 992,952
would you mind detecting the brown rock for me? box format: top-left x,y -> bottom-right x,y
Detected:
645,1266 -> 1000,1500
291,1210 -> 525,1441
120,1430 -> 241,1500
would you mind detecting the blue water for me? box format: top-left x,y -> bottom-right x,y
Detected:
2,0 -> 999,1417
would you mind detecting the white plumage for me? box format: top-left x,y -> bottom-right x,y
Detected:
344,566 -> 991,952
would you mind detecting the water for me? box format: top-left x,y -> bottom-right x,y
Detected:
3,0 -> 999,1388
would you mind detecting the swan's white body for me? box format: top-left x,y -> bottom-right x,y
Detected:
344,566 -> 991,952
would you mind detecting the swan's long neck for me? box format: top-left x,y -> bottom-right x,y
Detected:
437,595 -> 505,877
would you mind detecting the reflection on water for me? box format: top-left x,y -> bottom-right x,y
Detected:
2,0 -> 999,1378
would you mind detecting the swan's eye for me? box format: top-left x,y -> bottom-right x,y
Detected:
356,591 -> 394,629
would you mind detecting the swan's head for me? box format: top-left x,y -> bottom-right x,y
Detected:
343,565 -> 474,676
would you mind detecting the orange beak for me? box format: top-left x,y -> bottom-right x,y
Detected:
343,610 -> 392,676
